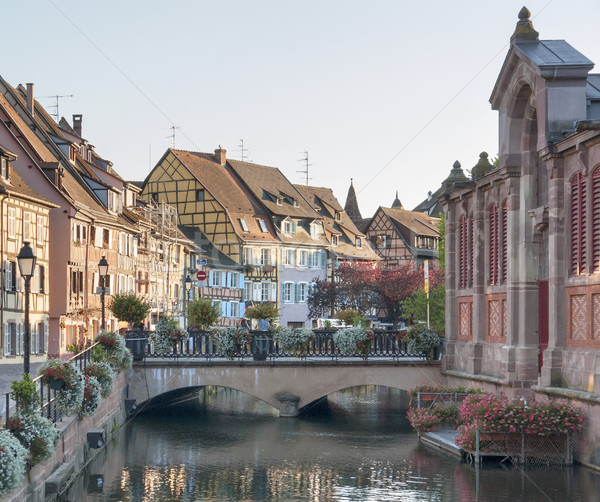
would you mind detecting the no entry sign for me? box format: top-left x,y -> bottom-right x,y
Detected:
196,270 -> 207,281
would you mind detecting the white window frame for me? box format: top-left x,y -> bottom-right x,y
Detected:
261,248 -> 271,266
261,282 -> 270,302
7,207 -> 16,238
230,301 -> 240,318
298,250 -> 308,267
258,219 -> 268,233
243,282 -> 252,301
239,218 -> 249,232
283,249 -> 296,266
296,282 -> 308,303
283,282 -> 294,303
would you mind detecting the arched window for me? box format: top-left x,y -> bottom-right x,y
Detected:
571,172 -> 587,275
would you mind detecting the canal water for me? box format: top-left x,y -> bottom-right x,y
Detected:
63,386 -> 600,501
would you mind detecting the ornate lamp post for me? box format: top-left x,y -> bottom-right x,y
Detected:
98,256 -> 109,331
17,242 -> 36,375
184,276 -> 192,329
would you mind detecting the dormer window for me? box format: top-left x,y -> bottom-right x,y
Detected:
332,235 -> 338,246
0,157 -> 8,179
276,197 -> 283,206
310,222 -> 319,239
356,237 -> 362,248
335,212 -> 341,222
239,218 -> 249,232
258,219 -> 268,233
293,199 -> 299,207
283,219 -> 296,235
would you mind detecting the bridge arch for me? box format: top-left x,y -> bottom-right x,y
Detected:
128,362 -> 442,417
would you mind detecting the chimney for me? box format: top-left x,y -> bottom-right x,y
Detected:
73,114 -> 82,136
26,83 -> 34,116
215,146 -> 226,165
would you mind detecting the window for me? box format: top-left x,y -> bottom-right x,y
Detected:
0,157 -> 7,179
283,282 -> 294,302
258,219 -> 268,233
37,215 -> 44,247
230,302 -> 240,318
296,282 -> 308,303
151,193 -> 159,204
501,200 -> 508,283
298,250 -> 308,267
334,212 -> 341,221
261,282 -> 270,301
210,270 -> 224,287
196,189 -> 205,202
37,322 -> 46,354
356,237 -> 362,248
283,220 -> 296,235
283,249 -> 296,266
38,265 -> 45,293
243,282 -> 252,301
230,272 -> 239,289
6,261 -> 17,292
7,207 -> 15,238
571,172 -> 587,275
310,223 -> 319,239
261,248 -> 271,265
489,204 -> 499,285
276,197 -> 283,206
5,323 -> 16,356
332,235 -> 338,246
103,228 -> 110,249
23,212 -> 31,241
239,219 -> 249,232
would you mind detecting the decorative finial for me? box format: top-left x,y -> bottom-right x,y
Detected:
511,6 -> 539,43
442,160 -> 469,194
471,152 -> 494,180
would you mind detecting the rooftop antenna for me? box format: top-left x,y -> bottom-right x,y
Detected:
38,94 -> 74,121
166,125 -> 180,148
236,139 -> 250,162
297,150 -> 312,185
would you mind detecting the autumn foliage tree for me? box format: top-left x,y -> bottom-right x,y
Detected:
372,263 -> 423,327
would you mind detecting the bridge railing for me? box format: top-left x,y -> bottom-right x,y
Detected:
144,329 -> 433,360
1,343 -> 98,427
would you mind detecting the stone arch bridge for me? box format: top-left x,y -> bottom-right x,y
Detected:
128,359 -> 442,416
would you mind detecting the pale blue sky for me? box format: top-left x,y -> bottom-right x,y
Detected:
4,1 -> 600,217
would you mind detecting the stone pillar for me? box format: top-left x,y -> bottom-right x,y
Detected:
541,153 -> 566,387
275,392 -> 300,417
442,201 -> 457,371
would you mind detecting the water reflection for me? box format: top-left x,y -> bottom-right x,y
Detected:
63,386 -> 600,502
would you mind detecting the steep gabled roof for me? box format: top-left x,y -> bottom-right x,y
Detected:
380,207 -> 440,237
228,159 -> 321,220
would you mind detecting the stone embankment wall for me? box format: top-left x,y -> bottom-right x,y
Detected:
6,371 -> 129,502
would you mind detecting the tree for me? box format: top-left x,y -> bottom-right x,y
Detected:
371,263 -> 423,327
187,297 -> 221,329
402,265 -> 445,334
109,293 -> 151,328
307,277 -> 339,319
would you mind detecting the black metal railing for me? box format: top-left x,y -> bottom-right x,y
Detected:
1,343 -> 99,427
142,329 -> 436,361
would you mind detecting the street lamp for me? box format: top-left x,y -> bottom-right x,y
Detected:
184,276 -> 192,329
98,256 -> 109,331
17,242 -> 36,375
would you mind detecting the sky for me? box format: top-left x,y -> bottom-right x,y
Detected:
4,1 -> 600,218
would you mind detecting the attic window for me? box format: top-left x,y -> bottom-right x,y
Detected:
335,212 -> 341,222
276,197 -> 283,206
283,220 -> 296,235
332,235 -> 338,246
258,219 -> 268,233
356,237 -> 362,248
239,218 -> 249,232
0,157 -> 7,179
196,189 -> 205,202
293,199 -> 299,207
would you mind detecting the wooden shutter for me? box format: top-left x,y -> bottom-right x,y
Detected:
459,216 -> 466,289
501,201 -> 508,283
489,205 -> 498,285
571,173 -> 587,275
593,169 -> 600,271
468,214 -> 474,288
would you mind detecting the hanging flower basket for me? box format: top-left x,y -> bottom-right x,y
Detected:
210,326 -> 251,360
0,429 -> 28,496
38,359 -> 84,414
49,378 -> 66,391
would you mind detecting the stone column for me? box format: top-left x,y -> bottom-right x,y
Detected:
275,392 -> 300,417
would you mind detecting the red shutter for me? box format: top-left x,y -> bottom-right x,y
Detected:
593,168 -> 600,271
501,200 -> 508,284
489,205 -> 498,285
571,173 -> 587,275
468,214 -> 474,288
459,216 -> 466,288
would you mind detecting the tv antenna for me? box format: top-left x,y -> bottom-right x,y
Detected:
237,139 -> 250,162
166,125 -> 181,148
38,94 -> 74,121
297,150 -> 312,185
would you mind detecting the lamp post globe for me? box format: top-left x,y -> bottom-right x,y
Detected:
17,242 -> 36,375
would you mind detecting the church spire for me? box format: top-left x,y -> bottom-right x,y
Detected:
344,178 -> 363,227
391,190 -> 403,209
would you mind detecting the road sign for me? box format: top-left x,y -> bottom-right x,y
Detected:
196,270 -> 207,281
196,258 -> 208,266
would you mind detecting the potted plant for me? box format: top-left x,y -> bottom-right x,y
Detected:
149,317 -> 188,356
333,326 -> 372,358
38,359 -> 84,414
0,429 -> 28,496
110,293 -> 152,360
79,375 -> 103,417
210,326 -> 251,360
404,325 -> 442,359
187,297 -> 221,330
10,373 -> 39,416
272,327 -> 314,356
94,331 -> 132,370
84,362 -> 114,398
7,414 -> 58,464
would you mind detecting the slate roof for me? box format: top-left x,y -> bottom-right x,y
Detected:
514,39 -> 594,70
413,187 -> 443,217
